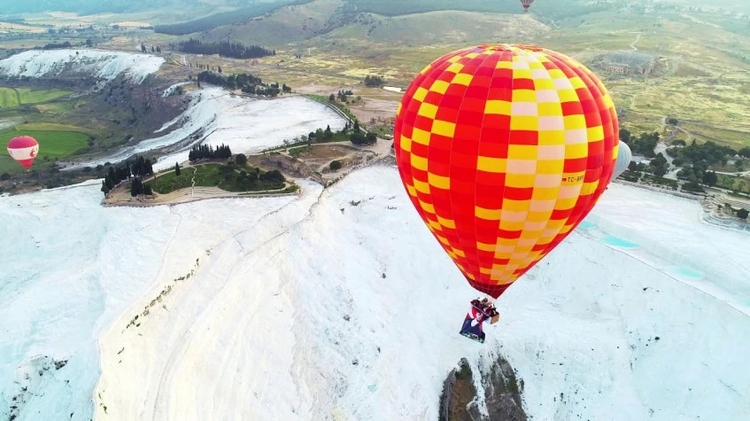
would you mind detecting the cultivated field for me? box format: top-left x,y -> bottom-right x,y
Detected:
555,13 -> 750,144
181,5 -> 750,149
0,87 -> 70,108
0,86 -> 100,173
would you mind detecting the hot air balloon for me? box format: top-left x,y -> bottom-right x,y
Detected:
612,140 -> 632,179
393,44 -> 619,334
520,0 -> 534,12
6,136 -> 39,170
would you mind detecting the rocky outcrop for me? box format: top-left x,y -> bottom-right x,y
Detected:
440,355 -> 526,421
261,154 -> 314,178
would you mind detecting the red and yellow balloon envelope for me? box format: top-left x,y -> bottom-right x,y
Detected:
6,136 -> 40,169
394,44 -> 619,299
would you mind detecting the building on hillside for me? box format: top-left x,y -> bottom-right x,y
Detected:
596,52 -> 667,76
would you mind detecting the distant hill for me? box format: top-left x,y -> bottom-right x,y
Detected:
340,0 -> 606,21
315,10 -> 550,48
0,0 -> 599,43
190,0 -> 554,48
1,0 -> 288,15
152,0 -> 315,35
193,0 -> 344,46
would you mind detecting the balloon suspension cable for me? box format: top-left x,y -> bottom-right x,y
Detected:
474,295 -> 497,306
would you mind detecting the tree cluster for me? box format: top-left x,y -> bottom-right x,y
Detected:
219,163 -> 285,191
620,129 -> 659,158
260,169 -> 285,184
177,38 -> 275,60
196,71 -> 285,97
620,128 -> 750,189
140,43 -> 162,53
702,170 -> 718,187
130,156 -> 155,177
199,71 -> 260,88
363,75 -> 385,87
100,155 -> 154,195
316,120 -> 376,146
648,153 -> 669,178
344,120 -> 377,145
676,161 -> 712,191
191,63 -> 222,72
337,89 -> 353,101
667,140 -> 736,167
676,163 -> 717,186
308,125 -> 335,142
351,131 -> 377,146
42,41 -> 72,50
188,144 -> 232,162
626,153 -> 669,178
283,119 -> 377,149
130,178 -> 153,196
248,84 -> 280,96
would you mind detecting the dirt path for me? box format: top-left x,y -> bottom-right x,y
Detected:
104,182 -> 297,207
190,167 -> 197,200
660,116 -> 694,143
11,87 -> 21,106
630,33 -> 641,51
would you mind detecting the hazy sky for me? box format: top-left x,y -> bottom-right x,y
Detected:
1,0 -> 285,15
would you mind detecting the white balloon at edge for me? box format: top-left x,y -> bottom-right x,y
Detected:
612,140 -> 632,179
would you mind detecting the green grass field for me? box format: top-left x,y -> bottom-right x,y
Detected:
13,122 -> 98,136
0,88 -> 90,174
0,87 -> 71,108
220,174 -> 284,193
148,164 -> 285,194
0,128 -> 89,173
148,164 -> 223,194
33,101 -> 78,113
0,155 -> 23,173
0,89 -> 20,108
716,173 -> 750,193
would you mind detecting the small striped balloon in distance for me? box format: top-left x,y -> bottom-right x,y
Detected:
393,44 -> 619,299
7,136 -> 40,169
